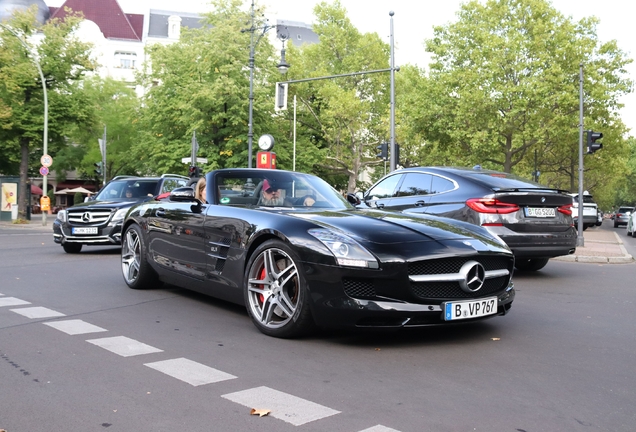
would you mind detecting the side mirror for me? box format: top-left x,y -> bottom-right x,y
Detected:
346,193 -> 361,206
170,187 -> 197,202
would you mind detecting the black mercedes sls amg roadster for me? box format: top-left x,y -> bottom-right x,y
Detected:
120,169 -> 515,338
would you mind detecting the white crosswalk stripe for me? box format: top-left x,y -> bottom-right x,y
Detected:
11,306 -> 65,319
144,357 -> 237,386
0,297 -> 31,307
222,386 -> 340,426
43,319 -> 108,335
357,425 -> 402,432
86,336 -> 163,357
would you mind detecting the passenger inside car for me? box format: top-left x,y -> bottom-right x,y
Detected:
195,177 -> 207,203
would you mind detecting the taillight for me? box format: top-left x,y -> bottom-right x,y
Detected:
466,198 -> 519,214
558,204 -> 573,215
617,213 -> 623,218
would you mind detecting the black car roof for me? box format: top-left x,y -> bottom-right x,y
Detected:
398,166 -> 559,191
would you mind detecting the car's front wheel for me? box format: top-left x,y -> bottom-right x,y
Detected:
121,224 -> 158,289
62,243 -> 82,254
515,258 -> 550,272
244,240 -> 314,338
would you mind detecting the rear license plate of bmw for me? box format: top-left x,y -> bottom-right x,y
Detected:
525,207 -> 556,217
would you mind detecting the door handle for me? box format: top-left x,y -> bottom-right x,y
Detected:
156,208 -> 166,217
415,200 -> 426,207
376,203 -> 385,209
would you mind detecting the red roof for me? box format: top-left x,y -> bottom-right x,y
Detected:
50,0 -> 143,41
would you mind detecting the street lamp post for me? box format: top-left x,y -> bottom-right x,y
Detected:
243,0 -> 289,168
0,23 -> 48,225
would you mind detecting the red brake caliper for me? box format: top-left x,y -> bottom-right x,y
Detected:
259,267 -> 266,304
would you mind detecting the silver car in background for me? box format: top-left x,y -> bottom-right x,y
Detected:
614,206 -> 634,228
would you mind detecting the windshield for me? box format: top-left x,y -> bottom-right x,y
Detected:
213,171 -> 351,210
94,179 -> 159,201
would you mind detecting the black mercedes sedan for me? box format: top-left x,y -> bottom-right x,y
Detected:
121,168 -> 515,338
360,166 -> 577,271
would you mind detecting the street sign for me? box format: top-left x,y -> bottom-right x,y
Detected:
39,166 -> 49,176
40,196 -> 50,211
41,154 -> 53,167
181,157 -> 208,164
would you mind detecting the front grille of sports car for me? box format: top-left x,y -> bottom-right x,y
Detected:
67,209 -> 112,225
343,278 -> 376,298
408,255 -> 513,300
411,276 -> 508,299
408,256 -> 510,275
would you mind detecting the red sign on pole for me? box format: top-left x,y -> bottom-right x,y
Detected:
256,151 -> 277,169
39,166 -> 49,176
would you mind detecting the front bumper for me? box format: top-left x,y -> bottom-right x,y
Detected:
303,260 -> 515,329
53,219 -> 123,247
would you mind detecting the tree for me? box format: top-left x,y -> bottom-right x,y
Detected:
412,0 -> 632,184
0,7 -> 97,218
282,1 -> 391,191
134,0 -> 281,175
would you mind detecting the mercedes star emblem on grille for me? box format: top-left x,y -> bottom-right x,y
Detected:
82,212 -> 92,223
459,260 -> 486,293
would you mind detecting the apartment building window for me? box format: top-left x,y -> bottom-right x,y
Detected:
115,51 -> 137,69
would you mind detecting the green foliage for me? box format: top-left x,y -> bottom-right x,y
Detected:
0,7 -> 97,217
400,0 -> 632,201
73,191 -> 83,205
279,1 -> 391,191
134,0 -> 281,175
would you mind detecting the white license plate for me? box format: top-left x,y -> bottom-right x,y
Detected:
444,297 -> 497,321
72,227 -> 98,235
525,207 -> 556,218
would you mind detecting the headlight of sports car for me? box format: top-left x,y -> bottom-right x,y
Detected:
56,210 -> 67,223
111,208 -> 128,223
308,228 -> 378,268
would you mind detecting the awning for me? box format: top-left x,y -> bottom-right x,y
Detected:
31,185 -> 43,195
66,187 -> 93,194
54,188 -> 71,195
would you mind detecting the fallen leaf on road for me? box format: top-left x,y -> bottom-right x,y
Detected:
250,408 -> 271,417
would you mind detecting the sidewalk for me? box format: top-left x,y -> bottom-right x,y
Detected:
1,215 -> 633,263
553,227 -> 634,264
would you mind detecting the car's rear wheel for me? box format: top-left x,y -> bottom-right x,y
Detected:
515,258 -> 550,272
62,243 -> 82,254
244,240 -> 314,338
121,224 -> 158,289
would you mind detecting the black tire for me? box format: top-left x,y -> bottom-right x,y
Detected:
244,239 -> 314,338
121,224 -> 158,289
614,223 -> 619,228
515,258 -> 550,272
62,243 -> 82,254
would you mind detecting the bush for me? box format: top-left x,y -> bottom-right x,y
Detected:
74,192 -> 84,205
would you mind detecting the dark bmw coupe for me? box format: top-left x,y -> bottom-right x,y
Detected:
121,169 -> 515,338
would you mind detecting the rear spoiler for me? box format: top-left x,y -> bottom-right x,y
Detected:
494,188 -> 570,194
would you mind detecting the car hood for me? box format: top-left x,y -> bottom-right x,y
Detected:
66,198 -> 152,211
296,209 -> 509,250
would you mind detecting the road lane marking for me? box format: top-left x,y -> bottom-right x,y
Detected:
144,357 -> 237,386
10,306 -> 65,319
86,336 -> 163,357
43,319 -> 108,335
0,297 -> 31,307
222,386 -> 340,426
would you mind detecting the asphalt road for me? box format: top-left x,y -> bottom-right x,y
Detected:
1,226 -> 635,432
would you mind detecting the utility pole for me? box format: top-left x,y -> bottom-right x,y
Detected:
577,64 -> 584,246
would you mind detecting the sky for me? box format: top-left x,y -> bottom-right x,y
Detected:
46,0 -> 636,133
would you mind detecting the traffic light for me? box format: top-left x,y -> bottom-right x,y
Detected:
94,162 -> 103,176
188,165 -> 201,178
395,144 -> 400,166
586,130 -> 603,154
275,82 -> 288,111
376,143 -> 388,161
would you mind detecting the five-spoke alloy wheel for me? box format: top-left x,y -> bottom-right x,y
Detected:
121,224 -> 157,289
244,240 -> 313,338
